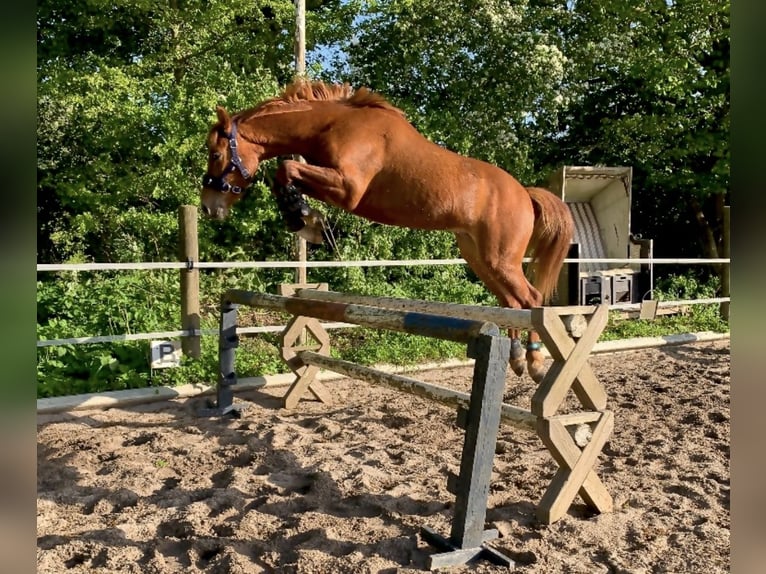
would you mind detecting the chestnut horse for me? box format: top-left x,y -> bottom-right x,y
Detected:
201,79 -> 574,382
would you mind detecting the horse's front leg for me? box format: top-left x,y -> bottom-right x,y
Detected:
271,177 -> 312,233
270,160 -> 346,244
275,159 -> 366,211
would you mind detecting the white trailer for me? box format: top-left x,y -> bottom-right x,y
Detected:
546,165 -> 653,306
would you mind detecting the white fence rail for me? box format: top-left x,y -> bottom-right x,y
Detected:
36,257 -> 730,349
37,257 -> 730,272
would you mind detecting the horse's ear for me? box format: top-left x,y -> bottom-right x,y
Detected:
216,106 -> 231,130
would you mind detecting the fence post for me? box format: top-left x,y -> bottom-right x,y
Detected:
720,205 -> 730,322
179,205 -> 201,358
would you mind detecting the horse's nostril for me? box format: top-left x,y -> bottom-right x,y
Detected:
201,205 -> 210,216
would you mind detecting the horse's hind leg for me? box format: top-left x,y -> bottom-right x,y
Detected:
455,233 -> 527,377
492,271 -> 546,383
523,292 -> 546,383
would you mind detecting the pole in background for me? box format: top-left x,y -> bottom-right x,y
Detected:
179,205 -> 201,358
294,0 -> 308,286
720,205 -> 730,322
294,0 -> 306,76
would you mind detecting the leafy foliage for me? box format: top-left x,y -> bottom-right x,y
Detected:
539,0 -> 730,263
37,0 -> 350,264
341,0 -> 571,182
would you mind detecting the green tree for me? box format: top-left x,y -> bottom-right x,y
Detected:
342,0 -> 570,183
334,0 -> 729,268
37,0 -> 357,265
539,0 -> 729,265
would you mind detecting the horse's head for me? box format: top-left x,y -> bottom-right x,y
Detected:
200,106 -> 259,220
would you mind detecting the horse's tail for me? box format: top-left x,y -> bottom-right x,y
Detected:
526,186 -> 575,304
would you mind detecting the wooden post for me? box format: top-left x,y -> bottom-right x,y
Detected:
293,0 -> 308,286
179,205 -> 201,358
720,205 -> 730,321
449,332 -> 510,548
294,0 -> 306,75
197,298 -> 243,418
421,331 -> 514,569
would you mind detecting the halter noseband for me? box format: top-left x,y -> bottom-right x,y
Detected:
202,121 -> 252,195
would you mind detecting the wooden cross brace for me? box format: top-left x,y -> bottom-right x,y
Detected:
279,283 -> 333,409
536,411 -> 614,523
530,304 -> 609,418
530,304 -> 613,524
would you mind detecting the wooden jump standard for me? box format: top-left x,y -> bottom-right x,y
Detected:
202,284 -> 613,569
286,286 -> 614,526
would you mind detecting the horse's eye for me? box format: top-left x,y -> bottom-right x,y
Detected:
212,152 -> 222,161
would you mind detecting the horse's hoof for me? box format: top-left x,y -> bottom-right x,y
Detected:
527,359 -> 547,384
510,358 -> 526,377
296,222 -> 325,244
285,216 -> 306,232
509,338 -> 525,377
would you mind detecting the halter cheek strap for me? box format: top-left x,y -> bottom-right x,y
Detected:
201,121 -> 253,195
225,122 -> 251,180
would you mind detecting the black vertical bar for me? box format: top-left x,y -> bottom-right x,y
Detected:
217,299 -> 239,411
450,332 -> 510,548
568,243 -> 580,305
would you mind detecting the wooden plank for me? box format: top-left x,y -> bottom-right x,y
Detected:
280,316 -> 332,407
421,527 -> 513,569
428,546 -> 486,570
216,301 -> 239,411
553,305 -> 598,315
450,333 -> 510,548
224,290 -> 501,343
280,316 -> 330,353
294,288 -> 535,330
278,283 -> 329,296
279,284 -> 328,346
281,344 -> 327,353
306,378 -> 333,404
197,299 -> 243,417
283,364 -> 321,410
551,412 -> 603,426
298,351 -> 538,432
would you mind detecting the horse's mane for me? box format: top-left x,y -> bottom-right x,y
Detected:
237,79 -> 406,120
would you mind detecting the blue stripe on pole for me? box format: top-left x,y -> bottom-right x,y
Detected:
402,312 -> 497,338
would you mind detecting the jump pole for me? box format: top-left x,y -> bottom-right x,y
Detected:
221,289 -> 505,343
293,288 -> 535,330
293,288 -> 590,337
298,350 -> 537,432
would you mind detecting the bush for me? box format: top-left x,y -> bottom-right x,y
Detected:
601,272 -> 728,341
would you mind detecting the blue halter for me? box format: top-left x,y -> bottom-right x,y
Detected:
201,121 -> 253,195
